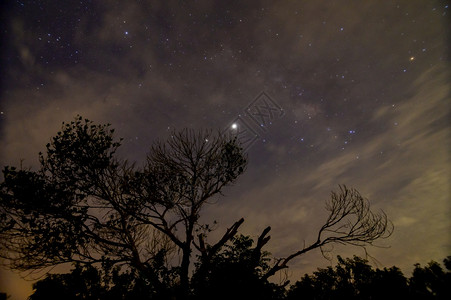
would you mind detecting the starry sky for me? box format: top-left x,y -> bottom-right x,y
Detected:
0,1 -> 450,299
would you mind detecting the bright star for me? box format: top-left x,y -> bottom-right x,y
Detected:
231,123 -> 238,130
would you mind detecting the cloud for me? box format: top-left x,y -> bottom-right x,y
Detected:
395,216 -> 417,227
206,64 -> 451,277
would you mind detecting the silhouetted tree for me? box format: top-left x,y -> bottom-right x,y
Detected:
261,186 -> 393,282
0,116 -> 246,299
191,234 -> 285,300
29,254 -> 451,299
287,256 -> 451,300
28,264 -> 106,300
372,266 -> 409,299
28,263 -> 160,300
1,116 -> 393,299
287,255 -> 409,300
409,257 -> 451,300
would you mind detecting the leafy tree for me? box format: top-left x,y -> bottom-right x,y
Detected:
28,263 -> 161,300
287,256 -> 451,300
29,255 -> 451,299
28,264 -> 106,300
0,116 -> 246,298
371,266 -> 409,299
409,257 -> 451,299
0,116 -> 393,299
287,255 -> 409,300
191,234 -> 285,300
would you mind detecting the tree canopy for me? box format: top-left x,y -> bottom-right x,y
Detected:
0,116 -> 393,299
25,250 -> 451,300
286,255 -> 451,300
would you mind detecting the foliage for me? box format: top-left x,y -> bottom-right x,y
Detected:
1,116 -> 394,299
28,263 -> 162,300
0,116 -> 246,298
191,234 -> 285,300
28,252 -> 451,299
287,256 -> 451,300
409,257 -> 451,299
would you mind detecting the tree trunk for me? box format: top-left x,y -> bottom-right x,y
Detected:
179,215 -> 195,299
178,243 -> 191,299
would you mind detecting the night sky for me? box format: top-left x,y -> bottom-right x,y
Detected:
1,1 -> 450,299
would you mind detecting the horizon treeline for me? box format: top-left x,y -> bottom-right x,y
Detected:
13,245 -> 451,299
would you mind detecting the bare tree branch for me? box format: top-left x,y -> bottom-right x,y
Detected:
262,185 -> 393,280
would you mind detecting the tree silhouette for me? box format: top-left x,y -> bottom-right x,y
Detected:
287,255 -> 409,300
1,116 -> 393,299
28,264 -> 106,300
261,186 -> 393,282
0,116 -> 246,298
28,263 -> 161,300
372,266 -> 409,299
287,256 -> 451,300
191,234 -> 285,300
28,253 -> 451,299
409,257 -> 451,299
